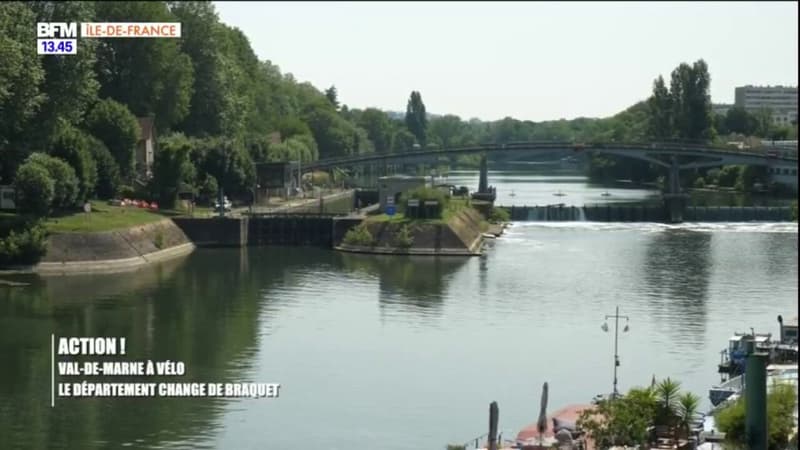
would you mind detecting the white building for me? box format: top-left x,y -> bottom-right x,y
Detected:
734,85 -> 798,125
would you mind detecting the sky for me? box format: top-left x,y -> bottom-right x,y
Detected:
214,1 -> 798,122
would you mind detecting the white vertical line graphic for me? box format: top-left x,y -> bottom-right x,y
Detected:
51,334 -> 55,407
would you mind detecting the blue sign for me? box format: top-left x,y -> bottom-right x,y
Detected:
385,206 -> 396,216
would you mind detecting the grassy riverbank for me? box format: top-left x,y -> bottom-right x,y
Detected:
2,201 -> 218,235
44,201 -> 166,233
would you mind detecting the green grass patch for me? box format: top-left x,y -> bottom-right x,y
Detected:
45,200 -> 165,233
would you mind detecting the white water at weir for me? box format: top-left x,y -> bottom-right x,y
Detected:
524,205 -> 588,221
505,221 -> 799,234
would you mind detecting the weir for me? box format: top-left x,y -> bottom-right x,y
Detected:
504,205 -> 794,222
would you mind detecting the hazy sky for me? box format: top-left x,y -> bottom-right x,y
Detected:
214,1 -> 798,122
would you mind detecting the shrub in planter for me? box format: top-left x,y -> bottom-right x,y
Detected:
343,223 -> 374,246
393,225 -> 414,248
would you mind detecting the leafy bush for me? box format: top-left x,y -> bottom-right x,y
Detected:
400,186 -> 449,219
488,207 -> 510,223
88,137 -> 121,200
393,225 -> 414,248
86,98 -> 141,174
49,122 -> 97,202
577,378 -> 702,448
693,177 -> 706,189
342,223 -> 374,246
197,174 -> 218,205
405,186 -> 449,204
152,133 -> 197,209
716,165 -> 742,187
24,152 -> 79,209
14,161 -> 54,217
0,222 -> 48,266
715,383 -> 797,450
118,185 -> 136,199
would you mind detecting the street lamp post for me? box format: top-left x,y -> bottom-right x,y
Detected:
602,305 -> 630,398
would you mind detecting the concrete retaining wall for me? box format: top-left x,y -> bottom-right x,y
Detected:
339,208 -> 485,256
32,219 -> 194,274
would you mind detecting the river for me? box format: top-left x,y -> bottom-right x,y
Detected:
0,172 -> 796,449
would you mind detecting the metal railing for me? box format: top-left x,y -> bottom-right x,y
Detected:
306,140 -> 798,169
459,430 -> 516,449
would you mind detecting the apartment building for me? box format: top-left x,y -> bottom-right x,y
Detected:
734,85 -> 798,125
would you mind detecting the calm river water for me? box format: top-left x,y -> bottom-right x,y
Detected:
0,173 -> 797,450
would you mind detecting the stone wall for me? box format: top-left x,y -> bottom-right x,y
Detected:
43,219 -> 191,262
34,219 -> 194,274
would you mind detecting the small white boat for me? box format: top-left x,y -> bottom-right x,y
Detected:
601,191 -> 611,197
709,375 -> 743,406
553,190 -> 566,197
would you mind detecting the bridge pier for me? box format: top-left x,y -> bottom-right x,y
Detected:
662,156 -> 689,223
479,154 -> 488,193
471,154 -> 496,203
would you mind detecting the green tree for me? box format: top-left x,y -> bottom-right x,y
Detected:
87,137 -> 121,200
712,113 -> 729,136
0,2 -> 46,181
325,85 -> 339,109
14,161 -> 54,217
198,138 -> 256,198
655,377 -> 682,427
725,107 -> 758,135
171,1 -> 252,137
151,133 -> 196,208
196,173 -> 218,204
577,386 -> 657,447
86,99 -> 141,175
405,91 -> 428,146
752,108 -> 774,138
27,1 -> 99,144
667,60 -> 713,140
358,108 -> 393,153
647,75 -> 673,139
391,129 -> 417,153
715,384 -> 797,450
428,115 -> 465,148
48,122 -> 97,202
676,392 -> 701,436
94,1 -> 193,131
24,153 -> 79,210
302,103 -> 370,158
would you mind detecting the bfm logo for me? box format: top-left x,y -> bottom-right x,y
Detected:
37,23 -> 78,38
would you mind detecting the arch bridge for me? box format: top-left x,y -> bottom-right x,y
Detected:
296,141 -> 797,222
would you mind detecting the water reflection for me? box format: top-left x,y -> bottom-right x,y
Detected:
338,253 -> 469,315
0,250 -> 269,450
641,230 -> 712,353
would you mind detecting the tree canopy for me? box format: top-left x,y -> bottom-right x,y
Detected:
0,1 -> 792,214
